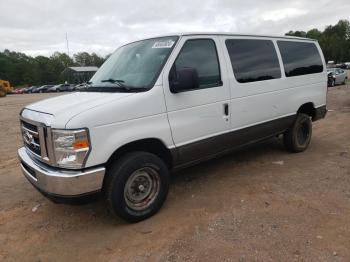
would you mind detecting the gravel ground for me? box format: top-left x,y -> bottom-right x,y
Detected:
0,85 -> 349,262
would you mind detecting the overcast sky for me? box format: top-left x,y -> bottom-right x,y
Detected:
1,0 -> 349,57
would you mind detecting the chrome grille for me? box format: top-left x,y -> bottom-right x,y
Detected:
21,120 -> 41,156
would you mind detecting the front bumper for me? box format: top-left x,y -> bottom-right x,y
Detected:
18,147 -> 105,197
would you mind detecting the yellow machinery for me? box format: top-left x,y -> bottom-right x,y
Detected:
0,84 -> 5,97
0,80 -> 13,97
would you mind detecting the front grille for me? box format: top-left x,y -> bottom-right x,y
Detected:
22,120 -> 37,132
21,120 -> 41,156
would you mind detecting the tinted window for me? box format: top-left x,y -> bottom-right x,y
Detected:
277,41 -> 323,77
225,39 -> 281,83
173,39 -> 221,89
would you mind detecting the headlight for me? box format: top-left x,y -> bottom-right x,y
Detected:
52,129 -> 90,169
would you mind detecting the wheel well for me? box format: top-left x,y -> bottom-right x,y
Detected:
106,138 -> 173,170
297,103 -> 316,120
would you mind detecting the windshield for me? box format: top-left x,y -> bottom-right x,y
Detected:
88,36 -> 178,92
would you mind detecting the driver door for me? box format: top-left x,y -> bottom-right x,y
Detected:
162,36 -> 231,165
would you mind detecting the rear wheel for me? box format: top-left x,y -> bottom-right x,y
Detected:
105,152 -> 170,222
284,113 -> 312,153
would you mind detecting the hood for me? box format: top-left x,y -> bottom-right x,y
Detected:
25,92 -> 135,127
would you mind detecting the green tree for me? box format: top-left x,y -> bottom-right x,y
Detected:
74,52 -> 93,66
0,49 -> 107,87
306,29 -> 322,40
91,53 -> 106,67
286,30 -> 307,37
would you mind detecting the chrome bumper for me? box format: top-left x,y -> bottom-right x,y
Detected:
18,147 -> 105,196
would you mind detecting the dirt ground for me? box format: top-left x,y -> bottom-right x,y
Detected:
0,85 -> 350,262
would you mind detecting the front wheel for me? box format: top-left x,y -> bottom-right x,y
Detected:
283,113 -> 312,153
105,152 -> 170,222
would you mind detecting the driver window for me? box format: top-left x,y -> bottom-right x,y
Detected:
173,39 -> 221,90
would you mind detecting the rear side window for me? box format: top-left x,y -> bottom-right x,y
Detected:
174,39 -> 221,89
277,41 -> 323,77
225,39 -> 281,83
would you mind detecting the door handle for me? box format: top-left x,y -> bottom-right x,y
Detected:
223,103 -> 229,116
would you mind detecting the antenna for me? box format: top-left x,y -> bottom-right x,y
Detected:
66,32 -> 70,57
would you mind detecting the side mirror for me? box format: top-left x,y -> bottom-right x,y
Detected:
169,67 -> 199,93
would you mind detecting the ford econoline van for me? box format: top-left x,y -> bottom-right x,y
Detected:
18,33 -> 327,222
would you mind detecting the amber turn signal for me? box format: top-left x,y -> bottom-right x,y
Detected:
72,140 -> 89,150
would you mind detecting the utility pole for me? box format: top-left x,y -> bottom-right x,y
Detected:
66,32 -> 70,57
65,32 -> 70,84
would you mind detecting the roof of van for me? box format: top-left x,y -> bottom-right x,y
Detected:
116,32 -> 317,50
145,32 -> 316,41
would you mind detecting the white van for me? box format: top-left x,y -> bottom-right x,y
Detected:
18,33 -> 327,222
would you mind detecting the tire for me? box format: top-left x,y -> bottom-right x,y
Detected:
283,113 -> 312,153
56,89 -> 60,92
330,79 -> 335,87
105,151 -> 170,223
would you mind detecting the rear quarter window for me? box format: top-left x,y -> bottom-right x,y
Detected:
277,41 -> 323,77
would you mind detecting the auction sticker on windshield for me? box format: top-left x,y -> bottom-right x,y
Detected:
152,40 -> 175,48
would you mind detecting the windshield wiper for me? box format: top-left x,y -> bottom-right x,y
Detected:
83,79 -> 149,93
86,86 -> 149,93
100,78 -> 130,91
101,78 -> 125,84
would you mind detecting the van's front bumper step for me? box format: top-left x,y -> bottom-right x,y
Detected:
18,147 -> 105,197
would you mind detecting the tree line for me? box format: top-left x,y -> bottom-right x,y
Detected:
0,51 -> 109,87
286,19 -> 350,64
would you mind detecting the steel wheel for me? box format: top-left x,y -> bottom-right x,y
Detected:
284,113 -> 312,153
124,167 -> 160,211
106,152 -> 170,222
296,120 -> 310,146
